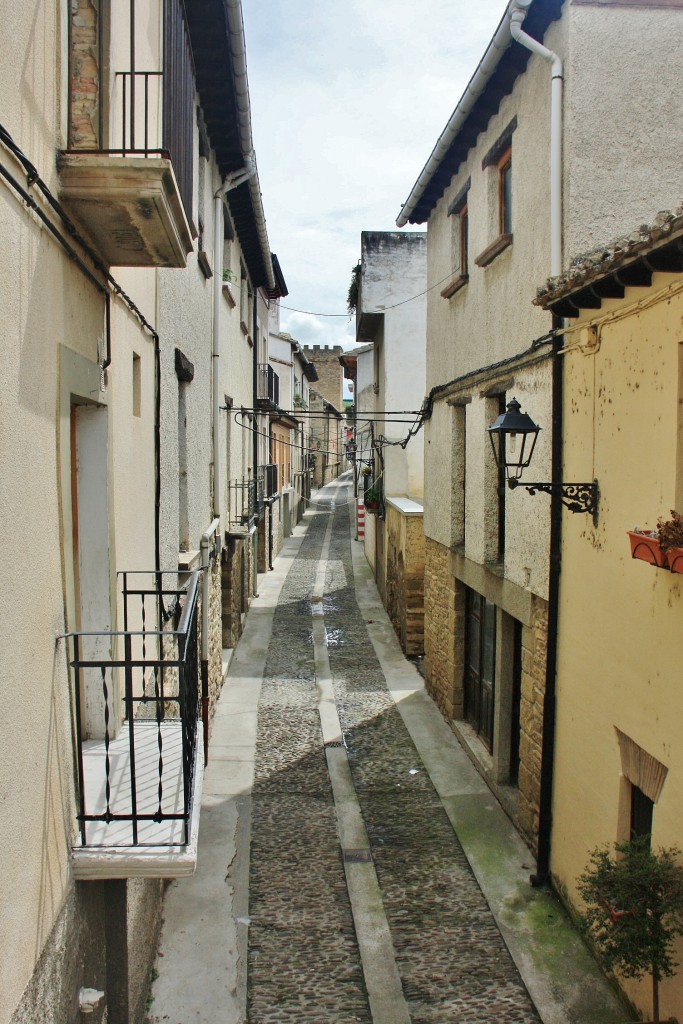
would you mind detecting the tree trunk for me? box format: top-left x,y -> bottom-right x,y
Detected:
652,967 -> 659,1024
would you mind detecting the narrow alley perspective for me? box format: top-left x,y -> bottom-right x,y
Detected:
148,475 -> 625,1024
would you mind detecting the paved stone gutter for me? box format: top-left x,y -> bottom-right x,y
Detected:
247,480 -> 540,1023
248,497 -> 372,1024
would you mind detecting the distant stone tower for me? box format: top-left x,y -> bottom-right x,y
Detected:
302,344 -> 344,410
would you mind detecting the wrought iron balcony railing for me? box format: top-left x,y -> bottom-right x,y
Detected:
259,463 -> 278,499
227,477 -> 257,532
65,571 -> 201,854
256,364 -> 280,408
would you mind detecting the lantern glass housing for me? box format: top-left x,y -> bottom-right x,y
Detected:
487,398 -> 540,483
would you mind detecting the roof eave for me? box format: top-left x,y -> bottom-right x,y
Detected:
397,0 -> 564,227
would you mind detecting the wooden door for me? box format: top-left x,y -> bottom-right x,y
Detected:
464,589 -> 496,752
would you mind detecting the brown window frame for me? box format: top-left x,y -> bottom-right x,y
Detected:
442,181 -> 470,299
458,201 -> 469,277
498,147 -> 512,236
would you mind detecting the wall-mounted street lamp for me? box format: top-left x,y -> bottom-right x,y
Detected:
487,398 -> 598,520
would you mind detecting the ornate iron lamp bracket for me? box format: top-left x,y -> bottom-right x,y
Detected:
508,479 -> 599,523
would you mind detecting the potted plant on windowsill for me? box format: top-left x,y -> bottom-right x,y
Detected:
657,510 -> 683,574
628,511 -> 683,572
628,528 -> 667,568
364,482 -> 381,512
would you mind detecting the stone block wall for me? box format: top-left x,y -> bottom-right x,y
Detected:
221,534 -> 254,649
70,0 -> 99,148
301,345 -> 344,409
423,537 -> 465,718
385,506 -> 425,657
517,595 -> 548,850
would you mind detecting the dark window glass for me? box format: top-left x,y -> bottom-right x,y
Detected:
630,784 -> 653,844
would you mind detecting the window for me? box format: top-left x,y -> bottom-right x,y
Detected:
457,202 -> 469,275
240,265 -> 253,336
498,148 -> 512,236
132,352 -> 141,417
464,589 -> 496,753
475,117 -> 516,268
615,728 -> 667,846
442,179 -> 470,298
630,784 -> 654,844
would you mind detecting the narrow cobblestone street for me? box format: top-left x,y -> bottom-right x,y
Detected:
149,475 -> 625,1024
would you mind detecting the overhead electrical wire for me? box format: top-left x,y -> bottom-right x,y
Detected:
279,270 -> 459,318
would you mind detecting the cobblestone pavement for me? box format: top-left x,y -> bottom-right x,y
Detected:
247,478 -> 541,1024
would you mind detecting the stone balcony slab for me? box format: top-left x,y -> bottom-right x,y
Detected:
58,153 -> 193,268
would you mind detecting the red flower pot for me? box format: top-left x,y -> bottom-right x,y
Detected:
666,545 -> 683,574
627,531 -> 667,568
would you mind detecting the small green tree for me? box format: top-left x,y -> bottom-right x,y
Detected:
578,836 -> 683,1022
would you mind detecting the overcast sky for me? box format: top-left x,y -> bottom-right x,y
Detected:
241,0 -> 510,351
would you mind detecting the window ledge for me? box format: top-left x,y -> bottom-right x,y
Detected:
240,320 -> 249,336
475,233 -> 513,268
72,723 -> 204,879
222,283 -> 236,307
178,549 -> 201,571
197,250 -> 213,279
441,273 -> 469,299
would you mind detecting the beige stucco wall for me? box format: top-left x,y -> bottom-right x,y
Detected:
552,275 -> 683,1019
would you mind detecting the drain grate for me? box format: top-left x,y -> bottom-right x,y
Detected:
343,849 -> 373,864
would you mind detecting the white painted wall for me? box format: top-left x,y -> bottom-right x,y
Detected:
359,233 -> 427,502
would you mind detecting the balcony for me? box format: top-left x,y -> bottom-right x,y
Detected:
59,2 -> 194,268
257,464 -> 279,503
256,364 -> 280,409
64,571 -> 203,879
293,389 -> 308,411
59,153 -> 192,268
227,477 -> 257,533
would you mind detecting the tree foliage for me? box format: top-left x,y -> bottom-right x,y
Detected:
347,262 -> 361,313
578,837 -> 683,1020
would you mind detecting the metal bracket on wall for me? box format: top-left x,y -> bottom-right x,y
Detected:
509,479 -> 599,524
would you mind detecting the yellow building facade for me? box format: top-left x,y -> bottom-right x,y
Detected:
538,211 -> 683,1019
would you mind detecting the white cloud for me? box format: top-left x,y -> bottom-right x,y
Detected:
243,1 -> 510,340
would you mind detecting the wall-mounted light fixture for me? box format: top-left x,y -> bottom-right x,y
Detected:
487,398 -> 598,521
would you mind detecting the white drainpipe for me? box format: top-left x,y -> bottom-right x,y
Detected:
212,161 -> 255,530
509,1 -> 563,277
